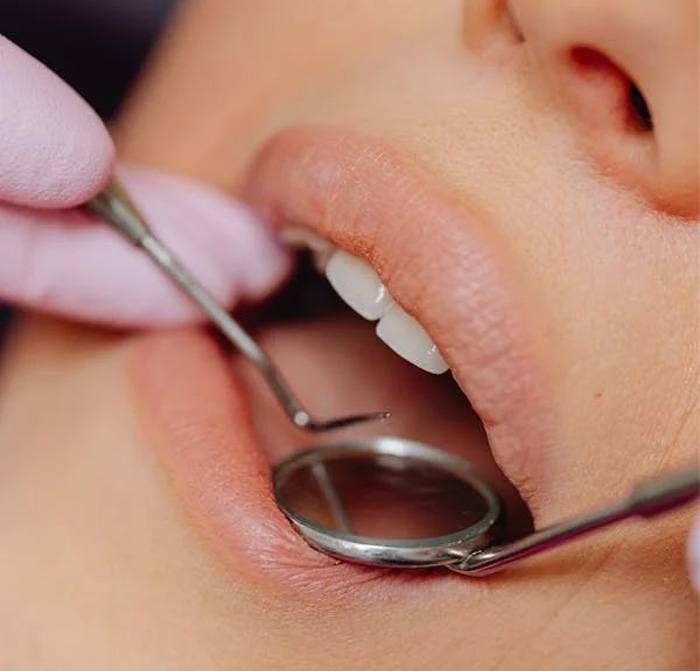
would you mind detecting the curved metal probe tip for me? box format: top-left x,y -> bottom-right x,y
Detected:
87,180 -> 390,433
295,409 -> 391,432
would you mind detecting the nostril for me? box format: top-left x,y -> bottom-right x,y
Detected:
554,45 -> 683,212
627,82 -> 653,132
568,46 -> 653,136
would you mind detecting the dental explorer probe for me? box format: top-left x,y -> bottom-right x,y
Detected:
87,179 -> 389,432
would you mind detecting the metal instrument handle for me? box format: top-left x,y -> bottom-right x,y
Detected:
86,179 -> 388,432
452,466 -> 699,575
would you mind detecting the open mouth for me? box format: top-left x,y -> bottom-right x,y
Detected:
130,125 -> 554,602
244,126 -> 557,504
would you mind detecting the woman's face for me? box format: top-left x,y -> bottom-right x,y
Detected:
2,1 -> 698,668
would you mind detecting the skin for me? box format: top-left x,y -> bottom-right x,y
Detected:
1,1 -> 698,669
0,35 -> 113,208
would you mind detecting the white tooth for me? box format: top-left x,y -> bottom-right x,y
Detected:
322,247 -> 448,375
325,250 -> 393,320
376,303 -> 448,375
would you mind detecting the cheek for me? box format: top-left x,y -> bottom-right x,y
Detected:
0,317 -> 311,667
448,118 -> 698,507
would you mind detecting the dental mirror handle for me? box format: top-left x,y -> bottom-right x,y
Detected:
86,179 -> 388,432
453,466 -> 699,576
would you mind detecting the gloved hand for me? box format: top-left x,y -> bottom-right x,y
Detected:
0,36 -> 289,326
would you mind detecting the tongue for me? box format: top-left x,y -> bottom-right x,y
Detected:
232,312 -> 532,536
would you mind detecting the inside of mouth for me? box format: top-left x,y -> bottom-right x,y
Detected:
235,252 -> 534,544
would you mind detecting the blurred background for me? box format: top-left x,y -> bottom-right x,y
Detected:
1,0 -> 333,334
0,0 -> 179,333
1,0 -> 178,118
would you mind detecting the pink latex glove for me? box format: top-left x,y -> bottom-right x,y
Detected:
0,36 -> 289,326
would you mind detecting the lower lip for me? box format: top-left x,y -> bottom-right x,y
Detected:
126,328 -> 474,603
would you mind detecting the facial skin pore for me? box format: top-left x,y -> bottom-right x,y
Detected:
0,1 -> 697,669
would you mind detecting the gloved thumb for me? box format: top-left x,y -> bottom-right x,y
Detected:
0,35 -> 114,208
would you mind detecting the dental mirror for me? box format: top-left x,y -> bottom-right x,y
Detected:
273,437 -> 501,568
273,437 -> 699,576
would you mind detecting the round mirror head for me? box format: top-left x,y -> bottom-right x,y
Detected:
273,437 -> 501,568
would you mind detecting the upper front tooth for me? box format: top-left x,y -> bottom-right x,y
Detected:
324,246 -> 449,375
325,250 -> 393,320
376,303 -> 448,375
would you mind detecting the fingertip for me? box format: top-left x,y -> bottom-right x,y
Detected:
0,36 -> 115,209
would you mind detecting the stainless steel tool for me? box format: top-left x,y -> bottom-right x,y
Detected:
87,179 -> 388,432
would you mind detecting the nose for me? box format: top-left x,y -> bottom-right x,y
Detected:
510,0 -> 698,216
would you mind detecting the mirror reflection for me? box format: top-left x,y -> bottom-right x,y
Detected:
277,453 -> 491,540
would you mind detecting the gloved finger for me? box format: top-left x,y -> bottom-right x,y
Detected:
0,165 -> 290,327
688,516 -> 700,592
0,35 -> 114,208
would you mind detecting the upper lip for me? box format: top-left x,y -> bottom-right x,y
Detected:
243,125 -> 556,508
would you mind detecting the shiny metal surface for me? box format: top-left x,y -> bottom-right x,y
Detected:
275,438 -> 698,575
452,465 -> 700,575
87,180 -> 389,432
273,436 -> 500,568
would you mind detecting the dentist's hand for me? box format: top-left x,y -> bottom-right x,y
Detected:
0,36 -> 289,326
